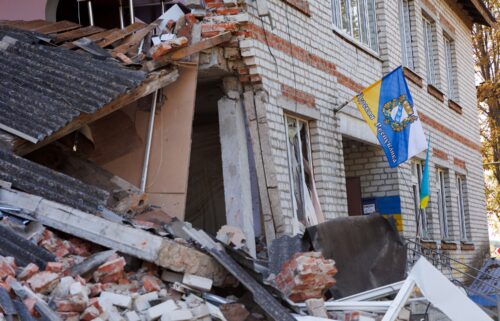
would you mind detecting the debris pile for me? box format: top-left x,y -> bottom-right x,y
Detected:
0,224 -> 237,321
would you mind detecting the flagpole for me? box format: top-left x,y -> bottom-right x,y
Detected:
333,98 -> 354,114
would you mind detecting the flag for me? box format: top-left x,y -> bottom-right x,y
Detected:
354,66 -> 428,167
420,142 -> 430,209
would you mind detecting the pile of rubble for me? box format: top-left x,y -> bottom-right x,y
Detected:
0,223 -> 262,321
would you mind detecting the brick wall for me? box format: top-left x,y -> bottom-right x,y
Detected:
232,0 -> 488,265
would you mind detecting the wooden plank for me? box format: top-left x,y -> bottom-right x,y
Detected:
1,20 -> 52,31
144,32 -> 232,72
54,25 -> 105,43
0,187 -> 226,284
60,28 -> 119,49
13,68 -> 179,156
34,20 -> 81,34
111,23 -> 157,56
96,22 -> 146,48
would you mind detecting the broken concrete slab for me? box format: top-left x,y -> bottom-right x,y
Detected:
0,187 -> 227,285
182,225 -> 296,321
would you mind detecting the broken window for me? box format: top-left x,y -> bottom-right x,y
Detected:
331,0 -> 378,52
413,161 -> 430,238
284,115 -> 323,232
437,168 -> 450,239
457,175 -> 468,240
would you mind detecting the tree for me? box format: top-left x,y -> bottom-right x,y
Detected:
472,0 -> 500,216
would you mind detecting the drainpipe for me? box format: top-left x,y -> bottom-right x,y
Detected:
118,0 -> 125,29
87,1 -> 94,26
129,0 -> 135,24
140,90 -> 159,192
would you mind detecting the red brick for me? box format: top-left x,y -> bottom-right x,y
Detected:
275,252 -> 337,302
94,257 -> 126,276
432,148 -> 448,160
27,272 -> 60,294
142,275 -> 162,292
216,8 -> 241,15
55,297 -> 87,313
46,262 -> 65,273
454,157 -> 466,169
18,263 -> 40,281
185,13 -> 198,24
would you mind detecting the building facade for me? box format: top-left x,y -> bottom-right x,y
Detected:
231,0 -> 494,268
0,0 -> 494,270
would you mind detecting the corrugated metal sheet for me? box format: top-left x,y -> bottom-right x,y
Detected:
0,149 -> 109,214
0,26 -> 146,143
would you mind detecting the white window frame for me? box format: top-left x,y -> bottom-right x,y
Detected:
284,115 -> 315,232
457,176 -> 468,240
331,0 -> 379,52
437,168 -> 449,239
444,36 -> 457,101
413,161 -> 429,238
423,16 -> 437,86
399,0 -> 415,69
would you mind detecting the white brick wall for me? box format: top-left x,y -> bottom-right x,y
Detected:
238,0 -> 489,265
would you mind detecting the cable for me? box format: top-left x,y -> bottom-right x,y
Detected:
259,16 -> 278,76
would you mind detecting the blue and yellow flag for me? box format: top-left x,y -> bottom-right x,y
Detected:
420,141 -> 430,209
354,66 -> 428,167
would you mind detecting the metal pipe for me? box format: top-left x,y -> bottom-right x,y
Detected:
129,0 -> 135,24
161,0 -> 165,13
118,0 -> 125,29
140,90 -> 159,192
87,1 -> 94,26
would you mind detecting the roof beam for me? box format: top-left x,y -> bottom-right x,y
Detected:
1,67 -> 179,156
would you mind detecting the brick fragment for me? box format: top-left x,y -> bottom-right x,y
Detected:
93,257 -> 126,283
27,271 -> 60,294
275,252 -> 337,302
18,263 -> 39,281
46,262 -> 65,273
55,297 -> 87,313
142,275 -> 162,293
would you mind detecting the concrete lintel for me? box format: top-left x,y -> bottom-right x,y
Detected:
277,96 -> 321,120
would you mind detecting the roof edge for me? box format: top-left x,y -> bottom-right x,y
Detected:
469,0 -> 496,27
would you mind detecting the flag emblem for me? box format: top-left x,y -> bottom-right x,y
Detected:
382,95 -> 418,132
354,66 -> 428,167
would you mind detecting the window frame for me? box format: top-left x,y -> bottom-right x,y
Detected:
422,16 -> 437,86
284,114 -> 316,231
437,168 -> 449,239
331,0 -> 379,53
457,175 -> 468,240
443,35 -> 457,101
399,0 -> 415,70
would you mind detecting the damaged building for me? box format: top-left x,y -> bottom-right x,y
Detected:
0,0 -> 497,320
